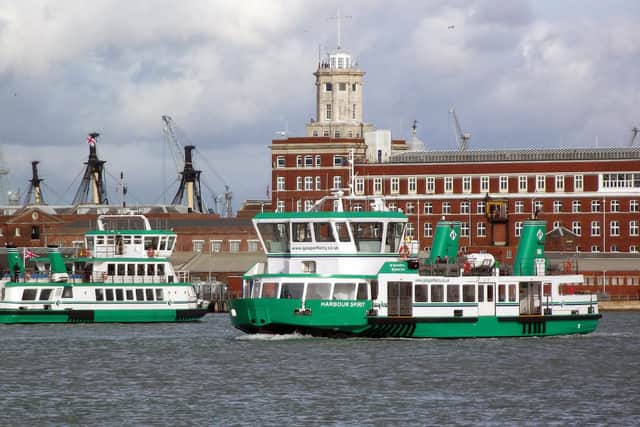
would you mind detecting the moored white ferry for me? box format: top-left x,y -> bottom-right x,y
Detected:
230,194 -> 601,338
0,214 -> 208,323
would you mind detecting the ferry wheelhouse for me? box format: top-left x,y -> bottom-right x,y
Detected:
230,195 -> 601,338
0,214 -> 208,323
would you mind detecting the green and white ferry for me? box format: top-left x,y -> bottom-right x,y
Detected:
230,195 -> 601,338
0,214 -> 208,323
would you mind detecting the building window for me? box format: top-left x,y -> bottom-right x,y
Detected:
406,202 -> 415,214
534,200 -> 543,213
15,227 -> 21,237
296,155 -> 302,168
630,245 -> 638,253
408,177 -> 417,194
276,177 -> 285,191
515,221 -> 523,237
480,176 -> 489,192
352,104 -> 356,119
352,203 -> 362,212
296,177 -> 302,191
601,173 -> 640,189
536,175 -> 546,192
572,221 -> 581,236
630,220 -> 639,236
518,176 -> 527,192
555,175 -> 565,192
426,177 -> 435,193
31,226 -> 40,239
591,245 -> 600,253
248,240 -> 259,252
444,177 -> 453,193
339,82 -> 346,91
553,200 -> 562,213
192,240 -> 204,253
499,176 -> 508,192
315,155 -> 321,167
323,130 -> 330,137
574,175 -> 583,191
333,176 -> 342,190
276,156 -> 285,168
211,240 -> 222,253
355,177 -> 364,194
335,130 -> 341,138
388,203 -> 397,211
406,223 -> 415,239
442,202 -> 451,214
463,176 -> 471,193
610,200 -> 620,212
424,223 -> 433,237
477,201 -> 485,214
390,177 -> 400,194
315,176 -> 322,191
304,200 -> 313,211
296,200 -> 302,212
352,83 -> 357,91
424,202 -> 433,214
325,104 -> 332,120
461,222 -> 469,237
477,222 -> 486,237
325,82 -> 332,92
312,130 -> 318,136
276,200 -> 285,212
553,221 -> 561,229
229,240 -> 240,253
515,201 -> 524,214
591,200 -> 601,212
348,131 -> 353,137
572,200 -> 581,213
373,177 -> 383,194
630,200 -> 639,212
591,221 -> 600,237
610,221 -> 620,236
304,176 -> 313,191
333,155 -> 344,166
460,200 -> 470,214
610,245 -> 619,253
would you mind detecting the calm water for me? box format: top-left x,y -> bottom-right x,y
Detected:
1,312 -> 639,426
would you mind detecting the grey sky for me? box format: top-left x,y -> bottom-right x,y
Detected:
0,0 -> 638,210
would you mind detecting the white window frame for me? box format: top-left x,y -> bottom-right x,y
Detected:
444,176 -> 453,193
304,176 -> 313,191
553,200 -> 562,213
477,222 -> 486,237
630,220 -> 639,236
426,177 -> 435,194
515,221 -> 523,237
555,175 -> 565,192
480,176 -> 489,192
462,176 -> 471,193
355,177 -> 364,195
408,177 -> 417,194
276,177 -> 285,191
390,177 -> 400,194
591,221 -> 600,237
423,223 -> 433,238
515,201 -> 524,214
276,156 -> 285,168
518,176 -> 527,192
229,240 -> 241,253
572,221 -> 581,236
315,176 -> 322,191
373,177 -> 383,195
536,175 -> 546,192
610,220 -> 620,237
499,176 -> 508,193
333,176 -> 342,190
296,177 -> 303,191
424,201 -> 433,215
574,175 -> 583,192
572,200 -> 581,213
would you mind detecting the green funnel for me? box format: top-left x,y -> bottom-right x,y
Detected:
513,220 -> 546,275
47,246 -> 69,282
429,220 -> 461,264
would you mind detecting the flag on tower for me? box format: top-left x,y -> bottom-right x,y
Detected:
87,135 -> 97,146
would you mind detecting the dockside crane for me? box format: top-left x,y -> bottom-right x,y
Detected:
449,108 -> 471,151
630,126 -> 639,147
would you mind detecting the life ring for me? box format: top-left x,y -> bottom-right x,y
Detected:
399,244 -> 410,259
147,248 -> 155,258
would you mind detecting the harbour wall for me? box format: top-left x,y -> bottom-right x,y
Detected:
599,301 -> 640,311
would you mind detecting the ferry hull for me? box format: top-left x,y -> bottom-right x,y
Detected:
230,299 -> 600,338
0,308 -> 208,324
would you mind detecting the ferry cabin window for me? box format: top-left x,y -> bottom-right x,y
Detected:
431,285 -> 444,302
95,289 -> 105,301
334,283 -> 356,300
22,289 -> 37,301
137,264 -> 145,276
261,282 -> 279,298
250,282 -> 262,298
280,283 -> 304,299
306,283 -> 331,300
543,283 -> 552,296
462,285 -> 475,302
498,285 -> 506,302
126,289 -> 134,300
335,222 -> 351,242
107,264 -> 115,276
415,284 -> 428,302
39,289 -> 53,301
356,283 -> 368,300
62,287 -> 73,298
477,285 -> 484,302
155,289 -> 164,301
167,236 -> 176,251
147,264 -> 156,276
106,289 -> 114,301
292,222 -> 312,242
508,284 -> 517,302
370,280 -> 379,300
86,236 -> 94,251
386,222 -> 405,252
117,264 -> 125,276
157,264 -> 165,276
134,236 -> 143,245
144,236 -> 159,251
146,289 -> 155,301
447,285 -> 460,302
116,289 -> 124,301
127,264 -> 135,276
135,289 -> 144,301
257,223 -> 290,253
487,285 -> 494,302
352,222 -> 383,252
314,223 -> 336,242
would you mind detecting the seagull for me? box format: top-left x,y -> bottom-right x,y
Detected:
448,25 -> 455,30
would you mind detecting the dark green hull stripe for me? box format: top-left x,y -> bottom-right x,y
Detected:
0,309 -> 208,324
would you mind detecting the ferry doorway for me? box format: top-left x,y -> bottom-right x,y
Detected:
478,281 -> 495,316
387,281 -> 412,316
519,281 -> 542,315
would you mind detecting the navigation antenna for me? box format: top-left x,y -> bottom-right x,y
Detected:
328,8 -> 351,49
0,146 -> 8,205
630,126 -> 639,147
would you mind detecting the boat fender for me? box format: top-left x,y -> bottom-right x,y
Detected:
399,244 -> 410,259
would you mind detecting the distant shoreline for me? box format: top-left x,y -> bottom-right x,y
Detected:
599,301 -> 640,311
